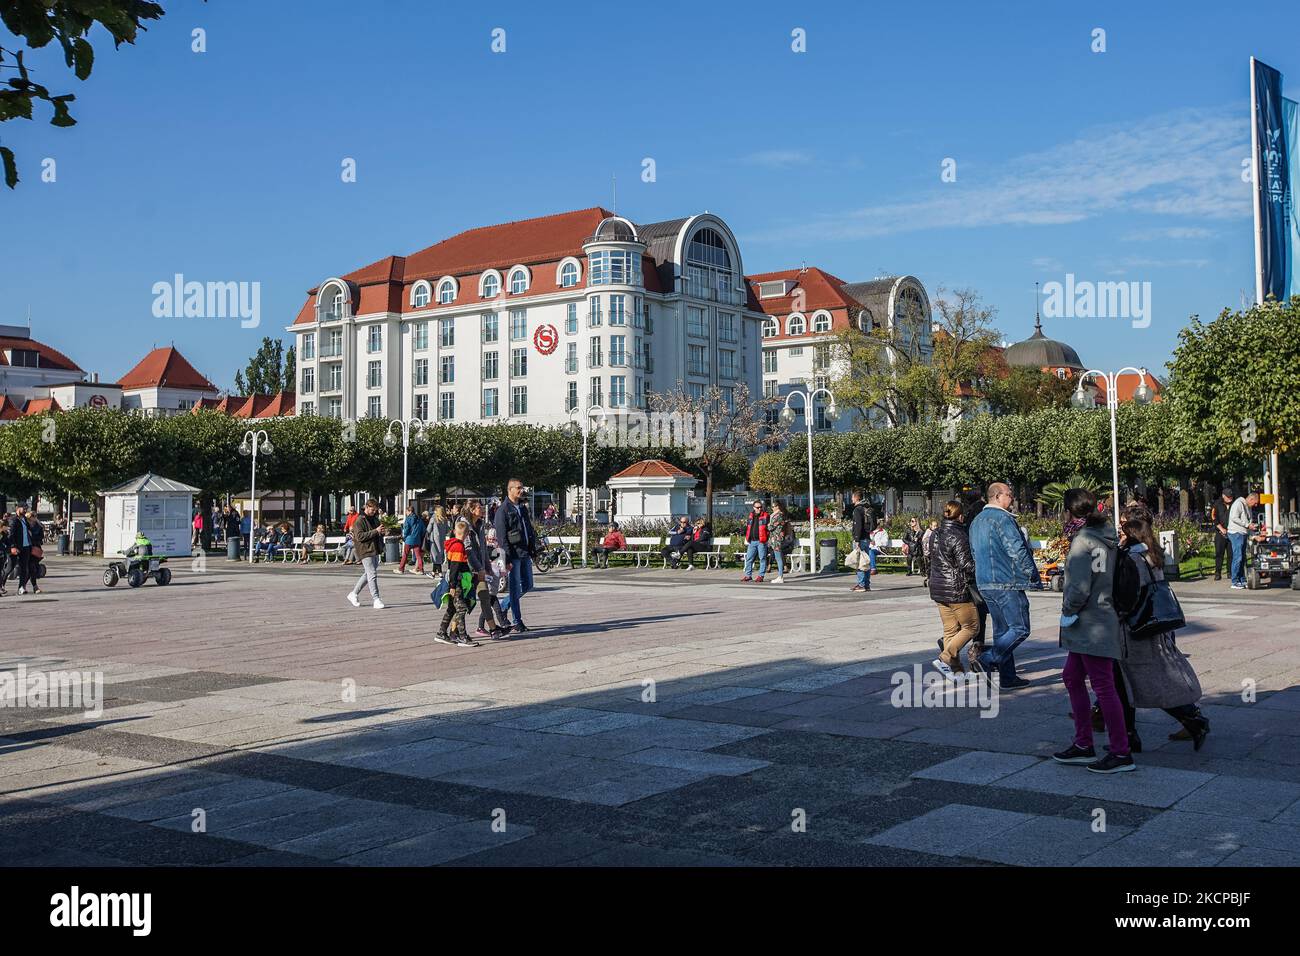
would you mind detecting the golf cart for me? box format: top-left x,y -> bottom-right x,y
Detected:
1246,533 -> 1300,590
103,554 -> 171,588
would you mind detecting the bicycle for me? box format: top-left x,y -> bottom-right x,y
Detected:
532,538 -> 573,573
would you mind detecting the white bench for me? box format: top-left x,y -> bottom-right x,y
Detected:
694,535 -> 731,570
616,536 -> 660,568
548,536 -> 579,569
873,537 -> 909,568
788,537 -> 814,573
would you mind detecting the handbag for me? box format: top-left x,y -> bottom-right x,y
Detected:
1128,578 -> 1185,640
966,581 -> 986,608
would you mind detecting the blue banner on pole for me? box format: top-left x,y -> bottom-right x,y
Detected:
1253,59 -> 1295,302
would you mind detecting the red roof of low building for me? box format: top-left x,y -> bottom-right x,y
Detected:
0,396 -> 23,420
1094,372 -> 1163,403
117,346 -> 217,392
0,336 -> 82,371
610,460 -> 696,480
746,267 -> 861,315
22,397 -> 60,415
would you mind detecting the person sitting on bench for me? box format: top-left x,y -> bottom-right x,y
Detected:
660,516 -> 692,569
591,524 -> 626,568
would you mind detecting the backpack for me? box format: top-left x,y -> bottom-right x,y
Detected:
1112,544 -> 1142,617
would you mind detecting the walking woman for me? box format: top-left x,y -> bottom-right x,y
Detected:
465,500 -> 509,639
425,505 -> 449,576
928,500 -> 979,678
1052,488 -> 1134,773
1117,509 -> 1210,750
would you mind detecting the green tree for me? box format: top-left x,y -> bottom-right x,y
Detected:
234,336 -> 293,394
983,365 -> 1076,415
0,0 -> 165,188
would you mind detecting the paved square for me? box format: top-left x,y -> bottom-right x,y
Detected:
2,557 -> 1298,866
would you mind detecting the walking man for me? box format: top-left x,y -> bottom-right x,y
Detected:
1227,489 -> 1257,589
11,504 -> 43,595
345,499 -> 385,609
494,478 -> 537,632
1211,487 -> 1233,582
850,490 -> 873,592
396,502 -> 426,574
968,482 -> 1038,688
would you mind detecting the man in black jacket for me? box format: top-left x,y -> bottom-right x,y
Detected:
345,499 -> 385,609
493,478 -> 537,632
1211,487 -> 1233,582
660,516 -> 691,569
850,491 -> 874,592
11,505 -> 44,595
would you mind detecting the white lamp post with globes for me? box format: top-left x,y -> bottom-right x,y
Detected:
779,387 -> 839,573
384,417 -> 430,512
567,403 -> 607,568
238,428 -> 273,564
1070,367 -> 1155,510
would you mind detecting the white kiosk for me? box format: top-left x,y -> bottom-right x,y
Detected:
606,460 -> 698,521
101,473 -> 199,558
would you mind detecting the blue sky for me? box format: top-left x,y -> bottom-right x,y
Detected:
1,0 -> 1292,390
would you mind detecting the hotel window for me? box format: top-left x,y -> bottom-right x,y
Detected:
511,347 -> 528,377
588,249 -> 640,286
509,269 -> 528,294
688,382 -> 704,401
719,349 -> 736,378
481,312 -> 498,343
368,325 -> 383,353
688,344 -> 707,376
565,342 -> 578,374
438,279 -> 455,304
439,391 -> 455,420
482,388 -> 499,418
687,306 -> 707,338
566,381 -> 578,412
414,394 -> 429,420
789,346 -> 804,357
300,401 -> 315,416
326,365 -> 342,391
561,261 -> 579,287
566,302 -> 578,333
326,397 -> 342,418
763,349 -> 777,373
814,344 -> 830,369
367,361 -> 382,388
764,380 -> 778,398
633,296 -> 644,328
440,355 -> 455,384
589,377 -> 603,407
609,375 -> 627,408
301,333 -> 315,359
482,273 -> 500,298
509,309 -> 527,341
719,312 -> 737,342
414,358 -> 429,387
634,377 -> 643,408
787,314 -> 806,335
762,317 -> 778,338
511,385 -> 528,415
330,291 -> 345,320
588,296 -> 602,326
588,338 -> 603,368
439,318 -> 454,347
813,311 -> 832,333
721,386 -> 734,409
413,322 -> 428,351
301,367 -> 315,394
325,329 -> 343,357
367,396 -> 382,418
413,284 -> 430,308
609,295 -> 627,326
483,351 -> 499,381
609,334 -> 627,367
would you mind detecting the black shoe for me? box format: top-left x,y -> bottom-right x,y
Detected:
1214,574 -> 1222,581
490,628 -> 510,641
1053,744 -> 1097,764
1000,676 -> 1031,689
512,623 -> 530,634
1087,751 -> 1136,774
1185,715 -> 1211,751
454,634 -> 479,647
433,632 -> 456,645
1105,731 -> 1142,754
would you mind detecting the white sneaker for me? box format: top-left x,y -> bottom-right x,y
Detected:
346,592 -> 360,607
393,569 -> 404,575
16,587 -> 25,595
372,598 -> 386,609
932,657 -> 956,680
771,576 -> 784,584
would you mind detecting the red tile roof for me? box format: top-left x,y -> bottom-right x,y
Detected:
22,397 -> 60,415
745,268 -> 861,339
118,346 -> 217,392
294,207 -> 660,325
0,396 -> 23,420
610,460 -> 696,480
0,336 -> 82,371
1094,372 -> 1163,403
191,393 -> 294,418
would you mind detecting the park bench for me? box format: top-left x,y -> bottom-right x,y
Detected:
616,536 -> 660,568
872,538 -> 909,569
690,535 -> 731,570
787,537 -> 814,573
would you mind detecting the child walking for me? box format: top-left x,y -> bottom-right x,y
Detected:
435,520 -> 478,647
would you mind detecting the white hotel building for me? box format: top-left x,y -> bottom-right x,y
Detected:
289,208 -> 764,424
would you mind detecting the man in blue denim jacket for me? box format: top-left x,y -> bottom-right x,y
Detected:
968,482 -> 1040,687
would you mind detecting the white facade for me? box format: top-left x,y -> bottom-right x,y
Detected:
47,380 -> 123,410
290,213 -> 763,426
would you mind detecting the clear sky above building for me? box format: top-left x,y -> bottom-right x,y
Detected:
2,0 -> 1287,390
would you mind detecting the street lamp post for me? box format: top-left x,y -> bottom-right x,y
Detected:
779,387 -> 838,573
384,418 -> 429,511
1071,367 -> 1155,510
238,429 -> 273,564
568,403 -> 606,568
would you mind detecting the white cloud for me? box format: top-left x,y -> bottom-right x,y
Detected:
1121,226 -> 1215,241
743,149 -> 815,169
747,108 -> 1247,242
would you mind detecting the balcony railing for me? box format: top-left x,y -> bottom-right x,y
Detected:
565,358 -> 578,373
320,344 -> 344,359
587,354 -> 603,369
609,354 -> 629,368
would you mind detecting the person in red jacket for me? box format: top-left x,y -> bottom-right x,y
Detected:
741,499 -> 769,582
591,523 -> 626,568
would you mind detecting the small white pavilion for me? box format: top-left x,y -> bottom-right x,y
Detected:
606,460 -> 698,521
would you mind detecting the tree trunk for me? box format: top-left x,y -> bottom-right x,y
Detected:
94,494 -> 106,558
705,468 -> 714,527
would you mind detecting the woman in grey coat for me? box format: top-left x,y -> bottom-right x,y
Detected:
1116,510 -> 1210,750
1052,489 -> 1134,774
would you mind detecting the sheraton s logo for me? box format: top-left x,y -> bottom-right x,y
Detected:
533,323 -> 558,355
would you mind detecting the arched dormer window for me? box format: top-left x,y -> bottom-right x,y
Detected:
509,267 -> 529,295
812,310 -> 832,333
437,278 -> 456,305
481,271 -> 501,299
762,317 -> 778,338
857,309 -> 875,333
559,260 -> 580,288
787,313 -> 806,336
411,282 -> 431,309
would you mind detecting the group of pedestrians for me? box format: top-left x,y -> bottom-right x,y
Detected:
923,481 -> 1208,775
1212,486 -> 1263,589
0,505 -> 45,596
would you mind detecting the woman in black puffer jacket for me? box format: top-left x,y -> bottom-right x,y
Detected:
928,500 -> 979,678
